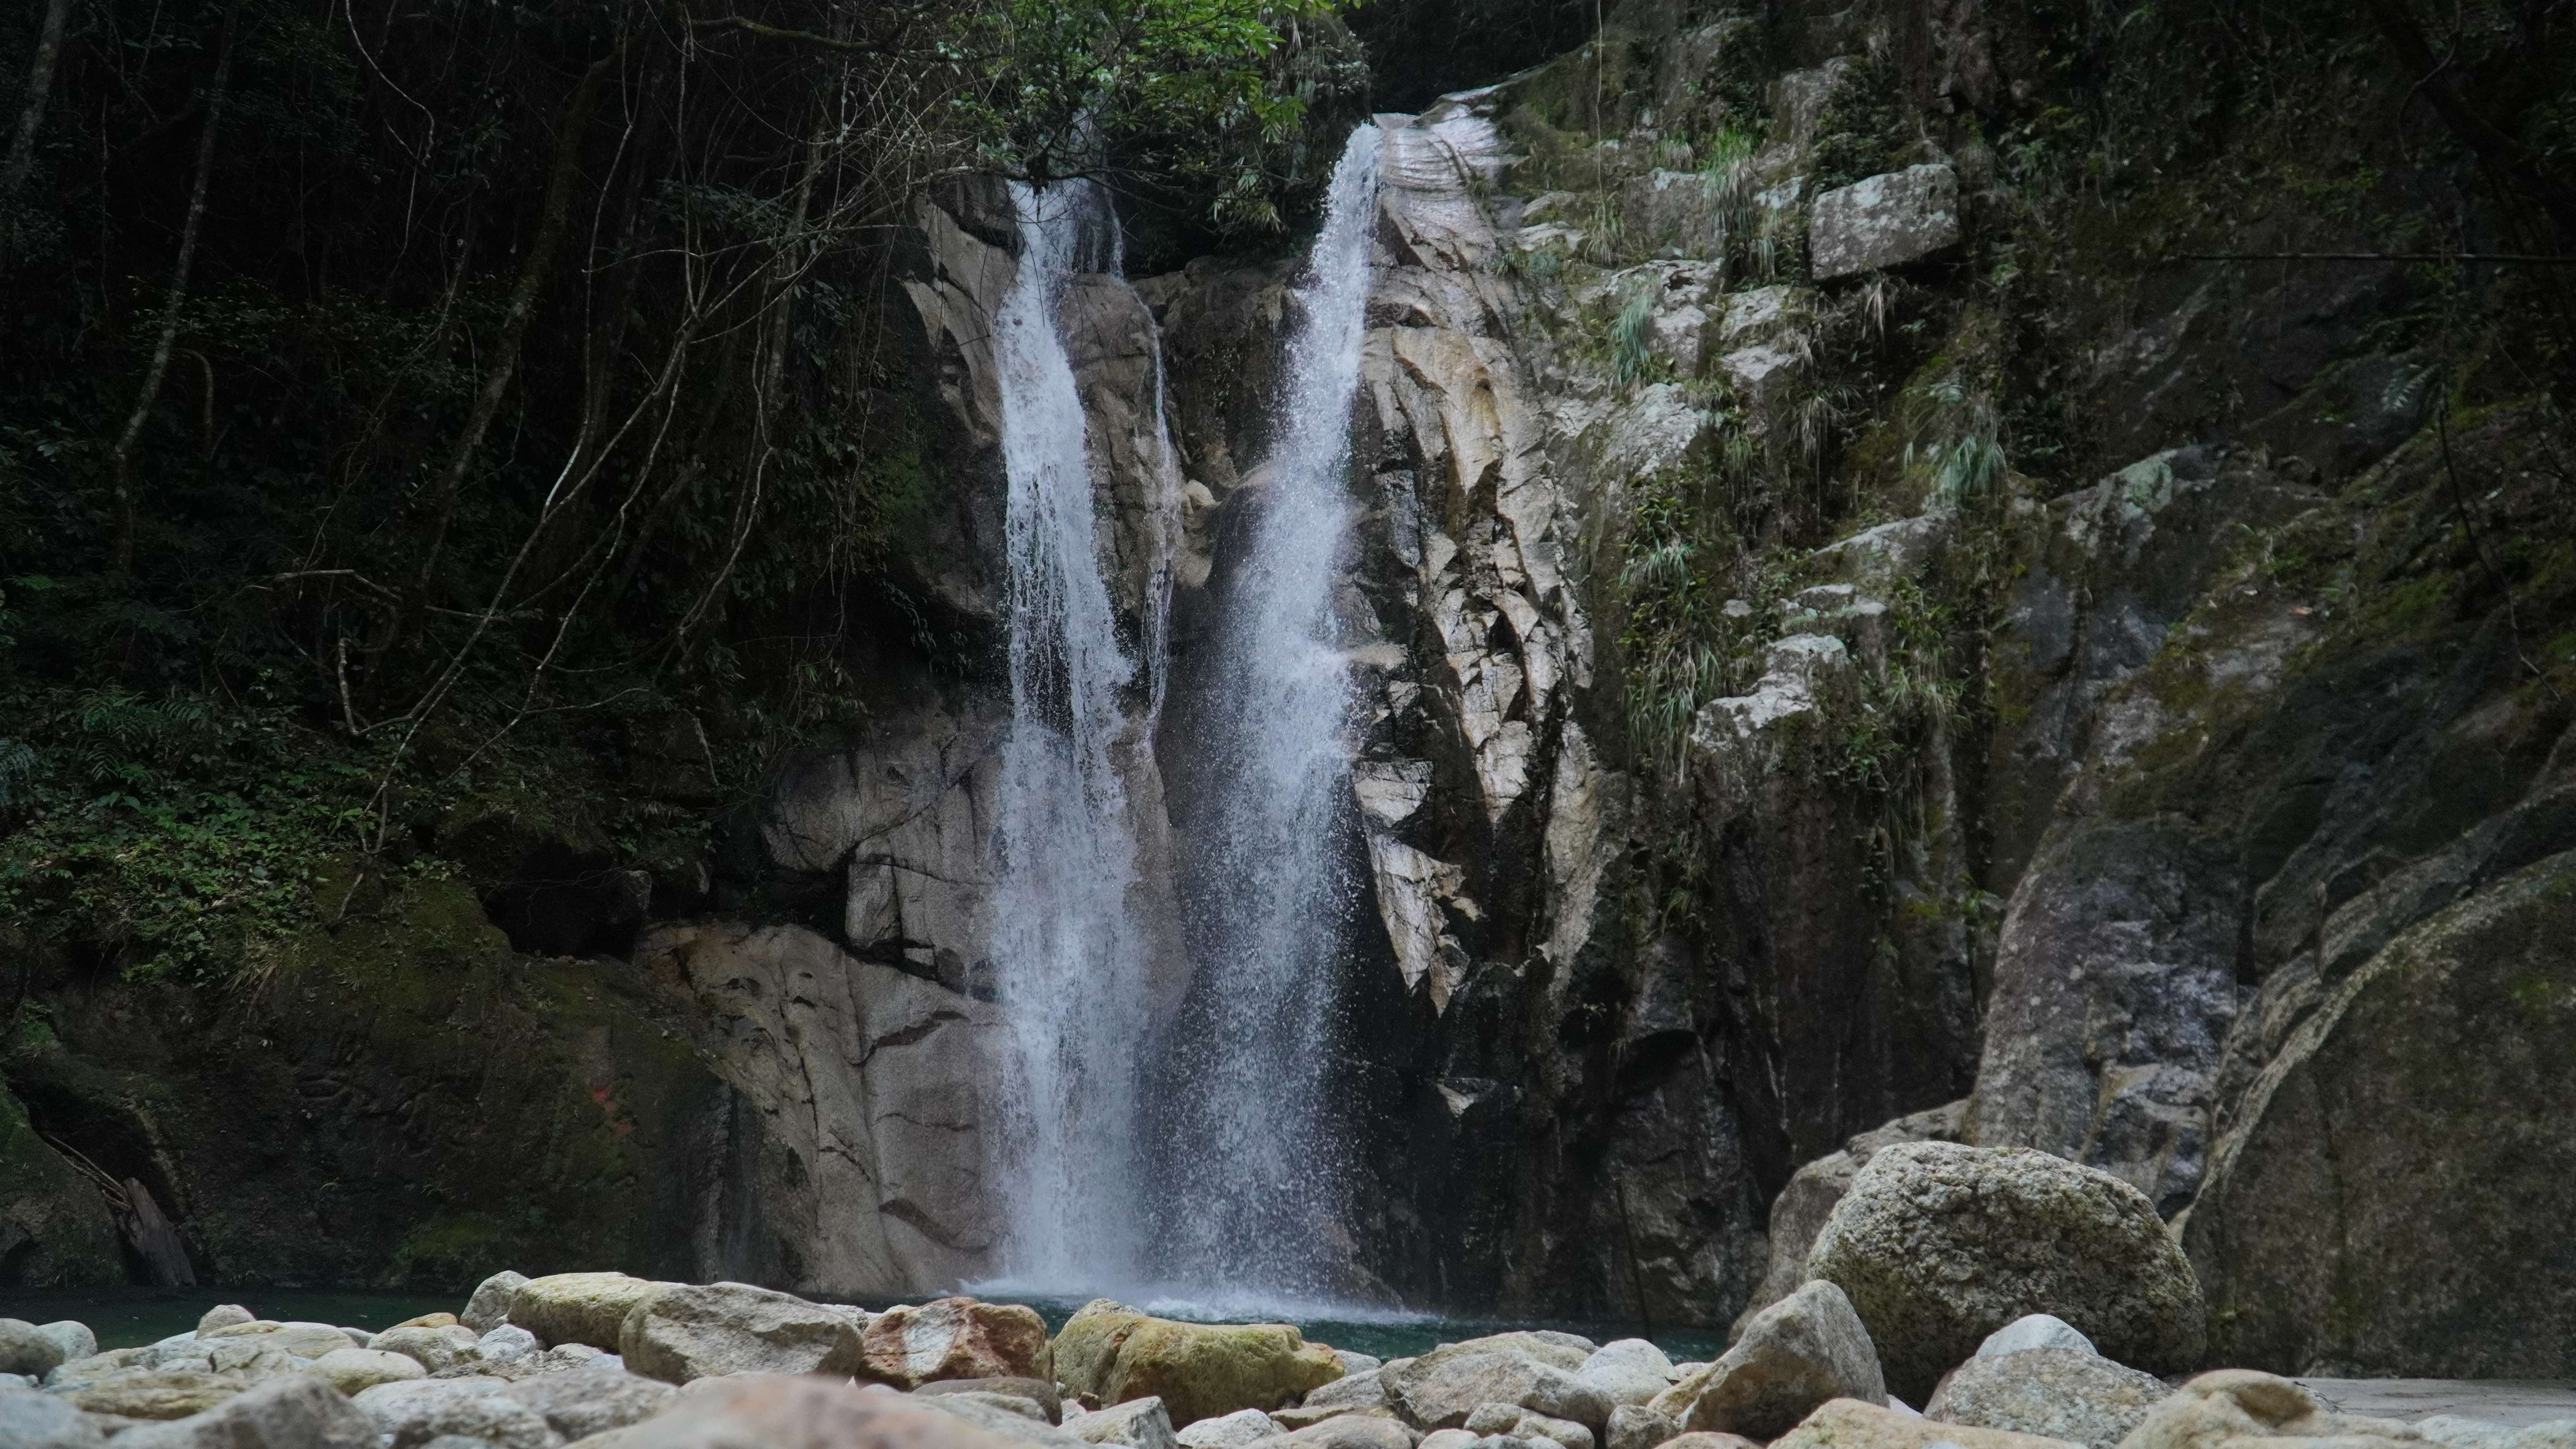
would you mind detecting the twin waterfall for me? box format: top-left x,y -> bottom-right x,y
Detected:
985,128 -> 1386,1309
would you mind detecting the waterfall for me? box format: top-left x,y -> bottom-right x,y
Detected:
1157,124 -> 1386,1302
988,178 -> 1163,1290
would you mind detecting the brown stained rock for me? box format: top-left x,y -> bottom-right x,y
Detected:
864,1299 -> 1053,1389
617,1375 -> 1032,1449
64,1370 -> 243,1422
1771,1398 -> 2078,1449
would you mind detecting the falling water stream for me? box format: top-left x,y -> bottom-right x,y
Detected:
988,178 -> 1160,1291
986,127 -> 1385,1308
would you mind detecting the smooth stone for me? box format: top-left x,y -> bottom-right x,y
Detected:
616,1374 -> 1034,1449
355,1377 -> 557,1449
204,1322 -> 365,1359
33,1324 -> 97,1366
916,1379 -> 1067,1424
44,1349 -> 146,1391
1770,1397 -> 2076,1449
500,1364 -> 679,1440
65,1369 -> 243,1421
1074,1396 -> 1181,1449
620,1280 -> 864,1385
377,1325 -> 484,1375
1340,1355 -> 1386,1377
1306,1372 -> 1390,1411
1466,1404 -> 1593,1449
1979,1316 -> 2098,1361
309,1347 -> 430,1395
1806,1141 -> 2204,1402
204,1340 -> 298,1381
1179,1408 -> 1286,1449
479,1325 -> 541,1363
511,1272 -> 671,1352
113,1373 -> 378,1449
0,1386 -> 106,1449
464,1271 -> 532,1335
1925,1348 -> 2167,1449
1418,1434 -> 1477,1449
868,1298 -> 1054,1390
1386,1348 -> 1611,1432
920,1390 -> 1095,1447
1577,1343 -> 1676,1410
0,1320 -> 67,1380
197,1307 -> 255,1335
1247,1416 -> 1419,1449
1605,1404 -> 1675,1449
2119,1371 -> 2421,1449
1656,1281 -> 1883,1440
392,1313 -> 462,1331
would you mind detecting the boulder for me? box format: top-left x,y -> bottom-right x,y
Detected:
478,1325 -> 541,1364
1388,1350 -> 1610,1433
1925,1349 -> 2168,1449
1339,1355 -> 1385,1377
1577,1343 -> 1674,1409
206,1340 -> 298,1382
0,1319 -> 67,1379
616,1376 -> 1031,1449
1246,1416 -> 1418,1449
512,1272 -> 671,1352
1605,1405 -> 1676,1449
1805,166 -> 1960,280
917,1391 -> 1094,1448
2183,852 -> 2576,1376
45,1349 -> 146,1391
866,1298 -> 1052,1389
1655,1281 -> 1883,1440
1075,1396 -> 1182,1449
1807,1141 -> 2205,1399
1416,1433 -> 1477,1449
1770,1398 -> 2078,1449
1053,1302 -> 1340,1428
308,1347 -> 430,1395
1179,1408 -> 1285,1449
465,1271 -> 532,1334
619,1281 -> 865,1385
198,1306 -> 255,1334
497,1365 -> 676,1440
1306,1373 -> 1389,1410
0,1387 -> 106,1449
1464,1403 -> 1593,1449
353,1378 -> 557,1449
1736,1103 -> 1969,1331
34,1323 -> 97,1365
113,1374 -> 379,1449
66,1369 -> 244,1420
1979,1317 -> 2097,1360
2116,1371 -> 2418,1449
202,1322 -> 365,1358
917,1379 -> 1067,1423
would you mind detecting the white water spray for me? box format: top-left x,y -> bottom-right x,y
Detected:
987,179 -> 1166,1290
1158,124 -> 1386,1298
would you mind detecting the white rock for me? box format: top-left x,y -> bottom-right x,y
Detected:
1577,1341 -> 1676,1408
477,1325 -> 540,1363
462,1270 -> 531,1334
1074,1396 -> 1180,1449
197,1306 -> 254,1334
1976,1315 -> 2097,1361
1337,1351 -> 1385,1376
307,1346 -> 428,1395
1888,1396 -> 1922,1417
353,1377 -> 551,1449
1177,1408 -> 1282,1449
33,1324 -> 96,1364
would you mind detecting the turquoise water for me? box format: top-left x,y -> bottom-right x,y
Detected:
0,1286 -> 1731,1364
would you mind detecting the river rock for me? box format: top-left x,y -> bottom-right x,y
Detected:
114,1373 -> 379,1449
0,1386 -> 105,1449
512,1272 -> 670,1352
1388,1349 -> 1611,1433
1805,166 -> 1960,280
1075,1396 -> 1181,1449
1655,1281 -> 1883,1440
354,1378 -> 556,1449
1307,1372 -> 1390,1411
2117,1371 -> 2418,1449
0,1319 -> 67,1379
1605,1404 -> 1675,1449
1417,1433 -> 1477,1449
1339,1355 -> 1385,1377
1979,1317 -> 2097,1360
203,1321 -> 366,1359
308,1347 -> 430,1395
209,1341 -> 298,1383
1466,1404 -> 1593,1449
373,1326 -> 479,1375
865,1297 -> 1052,1389
1179,1408 -> 1283,1449
1054,1301 -> 1341,1428
1577,1343 -> 1675,1408
1806,1141 -> 2205,1400
1924,1348 -> 2167,1449
197,1306 -> 255,1334
619,1280 -> 865,1384
1771,1398 -> 2078,1449
45,1349 -> 144,1391
616,1375 -> 1031,1449
496,1364 -> 675,1440
465,1271 -> 532,1334
918,1390 -> 1094,1448
34,1323 -> 97,1365
920,1378 -> 1067,1423
479,1325 -> 541,1364
66,1369 -> 243,1420
1247,1415 -> 1419,1449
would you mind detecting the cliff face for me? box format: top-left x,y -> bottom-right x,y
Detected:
7,0 -> 2572,1377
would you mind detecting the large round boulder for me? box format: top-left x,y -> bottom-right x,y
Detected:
1805,1141 -> 2203,1400
1053,1301 -> 1342,1428
509,1271 -> 672,1352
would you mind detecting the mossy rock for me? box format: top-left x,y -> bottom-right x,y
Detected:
1054,1299 -> 1343,1427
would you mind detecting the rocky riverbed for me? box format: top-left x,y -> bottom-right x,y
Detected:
6,1145 -> 2572,1449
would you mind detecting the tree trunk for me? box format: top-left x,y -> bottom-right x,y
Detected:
0,0 -> 71,197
